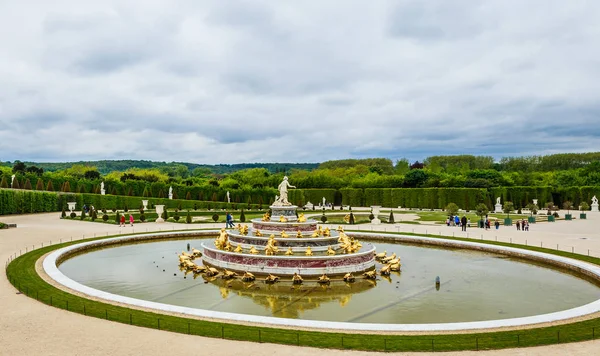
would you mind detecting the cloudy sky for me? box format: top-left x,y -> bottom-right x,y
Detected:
1,0 -> 599,164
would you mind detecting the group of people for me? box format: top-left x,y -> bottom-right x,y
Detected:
226,212 -> 235,228
516,219 -> 530,231
446,215 -> 471,231
119,214 -> 135,227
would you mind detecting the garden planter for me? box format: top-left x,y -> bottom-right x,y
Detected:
548,216 -> 555,222
580,213 -> 587,220
565,214 -> 572,221
504,218 -> 512,226
528,216 -> 536,224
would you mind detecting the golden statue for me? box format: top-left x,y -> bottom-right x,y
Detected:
338,232 -> 349,243
387,258 -> 400,265
336,225 -> 344,232
214,228 -> 229,250
240,225 -> 249,235
380,264 -> 391,276
224,242 -> 233,252
284,247 -> 294,255
193,264 -> 207,274
292,273 -> 303,284
265,235 -> 279,255
255,230 -> 263,237
390,262 -> 401,272
326,246 -> 336,256
317,226 -> 323,236
191,248 -> 202,258
261,212 -> 271,221
279,215 -> 287,222
343,273 -> 355,283
305,246 -> 313,256
318,274 -> 330,284
280,230 -> 289,238
234,245 -> 243,253
343,214 -> 350,223
242,271 -> 255,282
363,270 -> 377,280
296,230 -> 303,238
298,213 -> 306,222
221,270 -> 237,279
375,250 -> 387,260
323,227 -> 331,237
265,274 -> 280,284
311,230 -> 320,238
249,246 -> 259,254
206,267 -> 220,277
382,253 -> 397,263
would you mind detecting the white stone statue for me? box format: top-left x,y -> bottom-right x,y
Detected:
11,174 -> 15,187
168,186 -> 173,199
593,196 -> 598,205
322,197 -> 326,206
274,176 -> 295,206
100,181 -> 104,191
226,191 -> 230,203
496,197 -> 501,205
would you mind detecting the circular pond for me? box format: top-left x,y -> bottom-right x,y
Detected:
57,236 -> 600,324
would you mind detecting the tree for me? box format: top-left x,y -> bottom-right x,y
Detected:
142,185 -> 151,197
580,202 -> 590,212
84,170 -> 101,180
186,210 -> 192,223
475,203 -> 489,225
388,210 -> 395,224
173,209 -> 180,222
12,178 -> 20,189
162,209 -> 169,220
61,207 -> 66,218
403,169 -> 428,188
562,201 -> 573,214
0,176 -> 8,188
12,161 -> 26,173
503,201 -> 515,218
80,208 -> 86,220
115,212 -> 120,224
23,179 -> 32,190
445,203 -> 459,216
186,191 -> 192,200
35,178 -> 44,190
525,203 -> 538,216
240,209 -> 246,222
349,212 -> 355,224
46,180 -> 54,191
62,181 -> 71,192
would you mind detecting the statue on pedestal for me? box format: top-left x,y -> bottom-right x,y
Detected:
273,177 -> 295,206
226,191 -> 230,203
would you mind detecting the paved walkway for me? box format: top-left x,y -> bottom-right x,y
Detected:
1,212 -> 600,356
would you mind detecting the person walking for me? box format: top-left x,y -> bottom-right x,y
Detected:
522,220 -> 527,232
495,220 -> 500,230
120,214 -> 125,227
461,216 -> 467,231
516,220 -> 521,231
129,214 -> 134,227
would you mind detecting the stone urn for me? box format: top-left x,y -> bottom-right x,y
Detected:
142,200 -> 148,211
155,205 -> 165,223
371,206 -> 382,224
67,202 -> 76,214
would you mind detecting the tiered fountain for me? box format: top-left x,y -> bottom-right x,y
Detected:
201,177 -> 376,280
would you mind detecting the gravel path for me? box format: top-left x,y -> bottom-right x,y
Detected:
1,212 -> 600,355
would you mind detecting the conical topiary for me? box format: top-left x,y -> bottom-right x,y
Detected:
12,177 -> 21,189
46,180 -> 54,191
35,178 -> 44,190
240,209 -> 246,222
186,210 -> 192,223
0,176 -> 8,188
388,211 -> 395,224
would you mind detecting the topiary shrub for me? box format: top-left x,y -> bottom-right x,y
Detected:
70,212 -> 76,219
212,213 -> 219,222
388,211 -> 395,224
162,210 -> 169,220
91,209 -> 97,221
186,210 -> 191,224
124,204 -> 129,213
139,214 -> 146,222
368,212 -> 375,221
349,212 -> 355,225
102,214 -> 109,222
240,209 -> 246,222
61,207 -> 66,219
80,209 -> 86,220
321,214 -> 327,223
115,212 -> 120,224
174,209 -> 180,222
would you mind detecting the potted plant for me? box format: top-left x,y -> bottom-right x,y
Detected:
546,202 -> 556,222
563,201 -> 573,221
503,201 -> 514,226
580,202 -> 589,220
525,203 -> 538,224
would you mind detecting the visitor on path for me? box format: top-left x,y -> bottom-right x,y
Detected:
226,212 -> 234,228
461,216 -> 467,231
467,218 -> 471,228
120,214 -> 125,227
495,220 -> 500,230
516,220 -> 521,231
523,220 -> 529,231
454,215 -> 460,227
129,214 -> 134,227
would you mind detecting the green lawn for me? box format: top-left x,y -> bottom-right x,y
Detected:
6,230 -> 600,352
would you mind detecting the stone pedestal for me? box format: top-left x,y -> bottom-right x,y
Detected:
371,206 -> 381,224
592,203 -> 599,212
155,205 -> 165,223
168,193 -> 173,200
101,189 -> 105,195
495,204 -> 503,213
142,200 -> 148,211
270,205 -> 298,222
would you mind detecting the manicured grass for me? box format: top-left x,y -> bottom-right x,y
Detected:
5,231 -> 600,352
